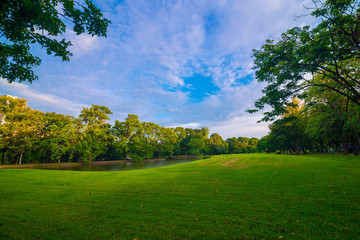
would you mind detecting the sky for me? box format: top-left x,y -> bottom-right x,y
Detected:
0,0 -> 315,139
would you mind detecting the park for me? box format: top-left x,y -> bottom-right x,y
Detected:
0,153 -> 359,239
1,0 -> 360,239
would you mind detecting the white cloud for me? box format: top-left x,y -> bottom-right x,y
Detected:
209,114 -> 269,139
66,31 -> 100,57
0,78 -> 85,114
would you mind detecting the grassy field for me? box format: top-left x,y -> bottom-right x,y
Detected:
0,153 -> 359,240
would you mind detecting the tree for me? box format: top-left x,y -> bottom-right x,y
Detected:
155,127 -> 177,158
226,137 -> 242,154
8,108 -> 44,164
0,96 -> 27,164
187,137 -> 205,156
250,0 -> 360,121
265,98 -> 308,154
0,96 -> 45,164
210,133 -> 227,155
78,105 -> 112,162
0,0 -> 110,83
110,120 -> 129,160
42,112 -> 75,163
303,75 -> 360,154
257,135 -> 271,153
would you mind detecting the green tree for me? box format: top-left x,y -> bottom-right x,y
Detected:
9,109 -> 44,164
0,96 -> 44,164
110,120 -> 129,160
155,127 -> 177,158
303,75 -> 360,154
226,137 -> 242,154
0,0 -> 110,83
78,105 -> 112,162
0,96 -> 27,164
257,135 -> 271,153
250,0 -> 360,121
187,137 -> 205,156
210,133 -> 227,155
265,98 -> 307,154
42,112 -> 75,163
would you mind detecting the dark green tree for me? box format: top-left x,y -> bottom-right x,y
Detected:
210,133 -> 227,155
0,0 -> 110,83
250,0 -> 360,121
78,105 -> 112,162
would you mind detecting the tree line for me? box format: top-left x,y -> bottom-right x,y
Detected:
257,88 -> 360,155
0,96 -> 259,165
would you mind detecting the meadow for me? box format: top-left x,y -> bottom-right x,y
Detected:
0,153 -> 359,239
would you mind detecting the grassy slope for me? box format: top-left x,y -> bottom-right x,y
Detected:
0,153 -> 359,240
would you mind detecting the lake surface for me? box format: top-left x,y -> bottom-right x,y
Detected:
52,159 -> 199,171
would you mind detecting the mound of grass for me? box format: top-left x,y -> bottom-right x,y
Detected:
0,153 -> 359,239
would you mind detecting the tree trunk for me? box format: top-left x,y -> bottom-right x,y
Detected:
19,149 -> 24,165
310,144 -> 314,153
294,139 -> 300,155
321,140 -> 326,153
302,140 -> 306,154
354,148 -> 359,156
342,142 -> 348,155
351,139 -> 359,155
46,149 -> 50,163
4,150 -> 8,165
58,155 -> 61,164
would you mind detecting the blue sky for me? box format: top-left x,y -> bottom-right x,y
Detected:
0,0 -> 314,139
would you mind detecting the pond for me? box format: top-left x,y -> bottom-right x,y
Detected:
50,158 -> 200,171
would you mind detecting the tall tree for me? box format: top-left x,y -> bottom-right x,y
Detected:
78,105 -> 112,162
210,133 -> 227,155
42,112 -> 75,163
303,75 -> 360,154
250,0 -> 360,121
0,96 -> 44,164
0,0 -> 111,83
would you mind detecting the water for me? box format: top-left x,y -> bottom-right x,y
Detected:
52,158 -> 199,171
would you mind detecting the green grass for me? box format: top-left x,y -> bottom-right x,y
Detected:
0,153 -> 359,239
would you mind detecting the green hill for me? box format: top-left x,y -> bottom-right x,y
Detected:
0,153 -> 359,239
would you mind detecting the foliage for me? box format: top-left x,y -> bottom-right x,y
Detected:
259,86 -> 360,154
250,0 -> 360,121
226,136 -> 259,154
0,0 -> 110,83
78,105 -> 113,162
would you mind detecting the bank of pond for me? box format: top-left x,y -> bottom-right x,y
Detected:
0,157 -> 206,171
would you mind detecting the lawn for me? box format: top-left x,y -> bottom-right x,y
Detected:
0,153 -> 359,239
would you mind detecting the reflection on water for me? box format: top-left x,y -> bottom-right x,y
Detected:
52,159 -> 198,171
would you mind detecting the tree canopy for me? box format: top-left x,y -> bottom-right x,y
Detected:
250,0 -> 360,121
0,0 -> 110,83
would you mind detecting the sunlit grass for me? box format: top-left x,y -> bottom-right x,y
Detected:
0,153 -> 359,239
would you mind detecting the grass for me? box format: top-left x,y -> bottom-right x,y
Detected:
0,153 -> 359,239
